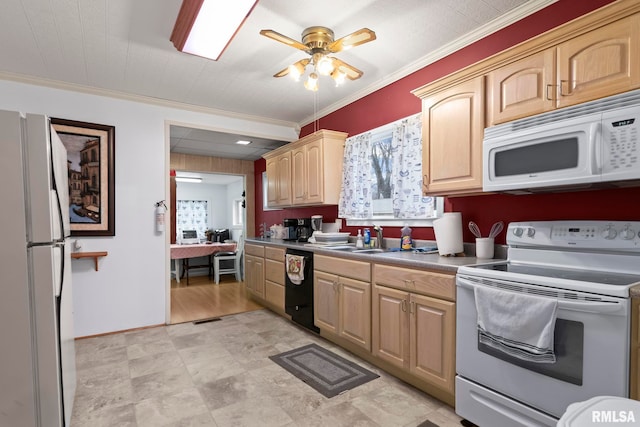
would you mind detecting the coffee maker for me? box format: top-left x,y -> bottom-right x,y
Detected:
283,218 -> 312,242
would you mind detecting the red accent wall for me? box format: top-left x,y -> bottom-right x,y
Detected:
255,0 -> 638,245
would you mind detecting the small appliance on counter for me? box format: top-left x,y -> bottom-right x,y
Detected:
283,218 -> 313,242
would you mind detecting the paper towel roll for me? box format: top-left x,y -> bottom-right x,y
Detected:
433,212 -> 464,255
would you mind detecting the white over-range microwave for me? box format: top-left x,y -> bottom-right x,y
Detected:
483,89 -> 640,193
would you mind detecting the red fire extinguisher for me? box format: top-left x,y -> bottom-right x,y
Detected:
155,200 -> 167,233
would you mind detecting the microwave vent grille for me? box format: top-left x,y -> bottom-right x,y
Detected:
485,88 -> 640,138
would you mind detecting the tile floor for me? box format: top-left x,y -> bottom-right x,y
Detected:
71,309 -> 463,427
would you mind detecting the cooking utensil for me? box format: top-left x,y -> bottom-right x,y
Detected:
468,221 -> 482,238
489,221 -> 504,238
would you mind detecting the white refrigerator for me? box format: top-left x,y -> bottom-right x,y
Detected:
0,110 -> 77,426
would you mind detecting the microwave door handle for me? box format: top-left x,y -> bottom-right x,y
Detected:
590,122 -> 603,175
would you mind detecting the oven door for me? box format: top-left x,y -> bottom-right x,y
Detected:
456,273 -> 629,423
483,112 -> 602,193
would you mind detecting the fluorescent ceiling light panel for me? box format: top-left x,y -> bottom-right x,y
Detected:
236,140 -> 252,145
175,176 -> 203,183
171,0 -> 258,61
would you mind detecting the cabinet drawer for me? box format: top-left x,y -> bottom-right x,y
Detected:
245,243 -> 265,257
315,254 -> 371,282
374,264 -> 455,301
265,280 -> 285,310
265,259 -> 284,285
265,246 -> 285,261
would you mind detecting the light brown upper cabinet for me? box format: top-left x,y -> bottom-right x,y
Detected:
263,130 -> 347,208
487,50 -> 555,125
556,15 -> 640,109
415,76 -> 485,196
265,152 -> 291,207
488,14 -> 640,126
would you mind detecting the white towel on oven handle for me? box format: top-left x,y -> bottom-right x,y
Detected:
474,285 -> 558,363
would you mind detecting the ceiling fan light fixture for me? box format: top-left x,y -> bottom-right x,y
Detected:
316,55 -> 334,76
304,73 -> 319,92
331,69 -> 347,86
288,62 -> 305,81
171,0 -> 258,61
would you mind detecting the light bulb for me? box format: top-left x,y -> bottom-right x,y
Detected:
316,56 -> 334,76
331,69 -> 347,86
304,72 -> 319,91
288,63 -> 303,81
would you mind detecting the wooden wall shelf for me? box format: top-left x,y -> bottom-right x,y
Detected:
71,251 -> 108,271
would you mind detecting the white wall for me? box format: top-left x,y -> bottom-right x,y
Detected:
0,79 -> 297,337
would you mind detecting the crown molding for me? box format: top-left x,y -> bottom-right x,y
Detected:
0,70 -> 299,131
299,0 -> 558,127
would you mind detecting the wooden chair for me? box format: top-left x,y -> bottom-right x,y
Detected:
213,233 -> 244,284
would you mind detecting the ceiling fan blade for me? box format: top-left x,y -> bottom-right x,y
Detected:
328,28 -> 376,52
260,29 -> 308,51
332,58 -> 364,80
273,58 -> 310,78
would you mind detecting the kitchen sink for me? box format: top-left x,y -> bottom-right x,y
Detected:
323,246 -> 388,254
352,248 -> 386,253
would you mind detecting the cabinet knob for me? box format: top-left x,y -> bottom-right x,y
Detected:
559,79 -> 574,97
401,300 -> 407,312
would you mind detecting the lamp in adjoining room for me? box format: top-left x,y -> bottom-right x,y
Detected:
170,0 -> 258,61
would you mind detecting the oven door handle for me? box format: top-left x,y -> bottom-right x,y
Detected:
457,277 -> 625,315
557,299 -> 624,314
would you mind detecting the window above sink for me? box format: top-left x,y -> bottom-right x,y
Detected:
339,113 -> 444,227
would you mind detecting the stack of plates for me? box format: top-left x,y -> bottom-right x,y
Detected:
313,232 -> 351,244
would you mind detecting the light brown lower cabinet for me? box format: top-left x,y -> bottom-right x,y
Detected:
244,244 -> 265,299
264,246 -> 285,312
631,297 -> 640,400
372,265 -> 456,396
314,270 -> 371,351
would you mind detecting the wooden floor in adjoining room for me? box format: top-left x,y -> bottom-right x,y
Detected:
170,274 -> 264,324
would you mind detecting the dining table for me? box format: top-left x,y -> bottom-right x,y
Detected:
170,242 -> 237,284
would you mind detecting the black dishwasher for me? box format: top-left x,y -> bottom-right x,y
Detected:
284,248 -> 319,333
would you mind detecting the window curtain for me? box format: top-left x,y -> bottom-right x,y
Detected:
339,113 -> 435,220
338,132 -> 373,218
391,113 -> 435,218
176,200 -> 209,238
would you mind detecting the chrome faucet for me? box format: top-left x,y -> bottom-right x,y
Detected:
373,225 -> 383,249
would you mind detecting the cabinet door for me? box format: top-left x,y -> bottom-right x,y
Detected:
291,146 -> 306,204
488,50 -> 555,125
556,15 -> 640,109
245,255 -> 265,298
372,285 -> 409,369
314,270 -> 339,333
421,76 -> 484,195
276,153 -> 292,206
304,140 -> 323,204
265,280 -> 284,311
265,157 -> 279,207
338,276 -> 371,351
409,293 -> 455,394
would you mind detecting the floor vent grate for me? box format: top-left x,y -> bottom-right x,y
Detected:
193,317 -> 222,325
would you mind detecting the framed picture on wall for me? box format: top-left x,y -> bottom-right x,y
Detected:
51,118 -> 116,236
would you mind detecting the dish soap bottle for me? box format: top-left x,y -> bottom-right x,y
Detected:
356,229 -> 364,249
364,228 -> 371,248
401,224 -> 413,251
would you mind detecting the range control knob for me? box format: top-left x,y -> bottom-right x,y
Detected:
620,226 -> 636,240
513,227 -> 524,237
601,226 -> 618,240
526,228 -> 536,238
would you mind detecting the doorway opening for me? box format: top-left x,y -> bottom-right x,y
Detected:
169,171 -> 262,324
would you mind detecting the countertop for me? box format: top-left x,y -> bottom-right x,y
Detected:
245,237 -> 505,274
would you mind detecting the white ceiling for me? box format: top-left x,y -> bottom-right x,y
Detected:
0,0 -> 552,160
